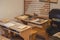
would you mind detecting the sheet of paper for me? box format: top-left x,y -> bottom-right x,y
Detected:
17,24 -> 27,29
3,22 -> 15,27
31,19 -> 40,22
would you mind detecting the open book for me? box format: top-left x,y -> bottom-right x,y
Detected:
3,22 -> 27,29
3,22 -> 15,27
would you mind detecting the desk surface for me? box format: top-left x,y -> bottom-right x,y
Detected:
9,25 -> 31,33
0,21 -> 32,33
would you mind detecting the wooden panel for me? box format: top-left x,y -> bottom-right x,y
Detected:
20,28 -> 37,40
32,27 -> 49,40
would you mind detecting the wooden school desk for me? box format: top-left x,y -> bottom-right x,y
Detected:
0,21 -> 37,40
15,15 -> 49,40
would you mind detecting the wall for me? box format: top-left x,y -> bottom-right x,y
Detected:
50,0 -> 60,9
24,0 -> 60,18
24,0 -> 50,17
0,0 -> 24,19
